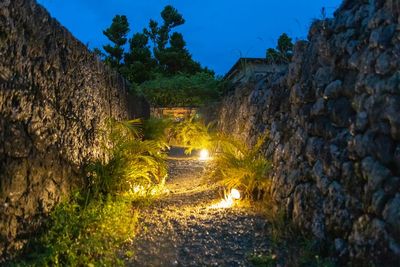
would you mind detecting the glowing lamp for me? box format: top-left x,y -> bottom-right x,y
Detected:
210,188 -> 241,209
199,149 -> 210,161
230,188 -> 241,200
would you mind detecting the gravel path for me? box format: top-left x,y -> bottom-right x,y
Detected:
125,158 -> 270,267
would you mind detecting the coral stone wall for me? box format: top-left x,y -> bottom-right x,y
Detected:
218,0 -> 400,264
0,0 -> 148,260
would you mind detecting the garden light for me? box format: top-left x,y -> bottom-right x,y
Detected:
230,188 -> 241,200
199,149 -> 210,161
210,188 -> 241,209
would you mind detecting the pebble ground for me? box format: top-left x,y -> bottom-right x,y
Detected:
124,158 -> 270,267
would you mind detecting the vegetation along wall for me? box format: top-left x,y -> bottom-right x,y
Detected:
0,0 -> 148,260
219,0 -> 400,265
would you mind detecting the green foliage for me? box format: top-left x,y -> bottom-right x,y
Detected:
248,254 -> 277,267
98,6 -> 220,108
160,5 -> 185,29
145,5 -> 206,77
155,32 -> 203,76
138,72 -> 223,107
14,194 -> 138,266
103,15 -> 130,68
151,116 -> 273,199
169,116 -> 212,154
266,33 -> 294,64
143,117 -> 174,142
122,33 -> 156,84
277,33 -> 293,54
87,119 -> 168,199
99,5 -> 212,88
209,133 -> 273,199
143,116 -> 212,154
12,119 -> 169,266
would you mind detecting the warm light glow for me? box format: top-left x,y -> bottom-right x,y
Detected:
199,149 -> 210,161
210,188 -> 241,209
230,188 -> 241,200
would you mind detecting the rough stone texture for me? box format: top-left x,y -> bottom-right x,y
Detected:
0,0 -> 148,261
218,0 -> 400,265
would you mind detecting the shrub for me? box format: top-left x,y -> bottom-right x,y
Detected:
168,116 -> 212,154
143,117 -> 174,142
86,119 -> 168,200
209,133 -> 273,199
137,72 -> 224,107
14,194 -> 138,266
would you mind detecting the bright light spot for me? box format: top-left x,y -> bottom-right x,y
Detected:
210,188 -> 241,209
199,149 -> 210,161
230,188 -> 241,200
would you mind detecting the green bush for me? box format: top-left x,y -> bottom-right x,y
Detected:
14,194 -> 138,266
86,119 -> 168,200
143,117 -> 174,142
209,133 -> 273,199
137,72 -> 224,107
168,116 -> 213,154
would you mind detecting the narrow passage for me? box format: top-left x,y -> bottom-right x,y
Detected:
125,155 -> 270,266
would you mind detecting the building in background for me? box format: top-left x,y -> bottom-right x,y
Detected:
151,107 -> 198,120
224,58 -> 286,84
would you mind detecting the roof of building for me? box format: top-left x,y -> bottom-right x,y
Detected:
223,57 -> 267,80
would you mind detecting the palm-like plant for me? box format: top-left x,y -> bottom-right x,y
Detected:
169,116 -> 212,154
87,119 -> 168,200
210,133 -> 273,199
143,117 -> 174,142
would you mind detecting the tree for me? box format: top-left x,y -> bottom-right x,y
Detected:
122,33 -> 156,84
100,5 -> 216,96
139,6 -> 204,76
156,32 -> 202,75
277,33 -> 293,56
161,5 -> 185,28
143,5 -> 185,52
266,33 -> 294,64
103,15 -> 130,69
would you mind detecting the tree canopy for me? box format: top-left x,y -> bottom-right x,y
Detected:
266,33 -> 294,64
99,5 -> 220,108
101,5 -> 210,83
102,15 -> 130,68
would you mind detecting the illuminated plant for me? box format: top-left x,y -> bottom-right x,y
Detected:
169,115 -> 213,154
143,117 -> 174,142
210,133 -> 273,199
87,119 -> 168,199
14,118 -> 170,265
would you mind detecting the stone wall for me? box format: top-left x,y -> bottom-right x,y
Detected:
218,0 -> 400,265
0,0 -> 148,260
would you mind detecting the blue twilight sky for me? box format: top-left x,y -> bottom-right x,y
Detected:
37,0 -> 343,75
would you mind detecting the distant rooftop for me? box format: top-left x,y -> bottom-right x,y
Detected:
223,58 -> 267,81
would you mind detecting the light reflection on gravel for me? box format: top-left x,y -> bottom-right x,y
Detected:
124,159 -> 270,267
